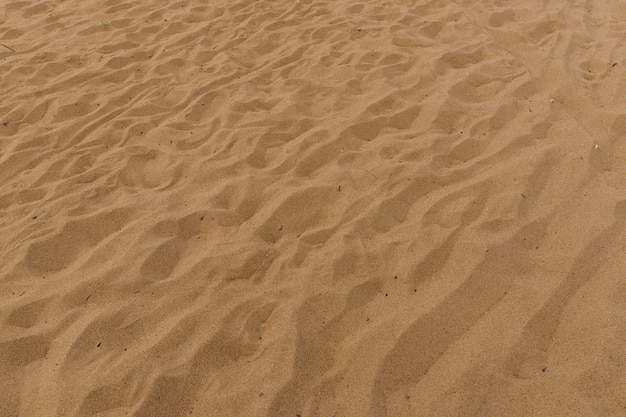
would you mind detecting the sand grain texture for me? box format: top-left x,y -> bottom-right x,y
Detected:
1,0 -> 626,416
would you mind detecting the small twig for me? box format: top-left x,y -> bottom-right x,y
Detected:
0,43 -> 16,52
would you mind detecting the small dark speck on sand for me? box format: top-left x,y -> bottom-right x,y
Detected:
32,215 -> 37,219
200,216 -> 204,221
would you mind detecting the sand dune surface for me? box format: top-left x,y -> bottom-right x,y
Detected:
2,0 -> 626,416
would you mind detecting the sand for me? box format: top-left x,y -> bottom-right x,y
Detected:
1,0 -> 626,415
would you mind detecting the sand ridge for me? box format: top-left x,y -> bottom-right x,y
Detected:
1,0 -> 626,416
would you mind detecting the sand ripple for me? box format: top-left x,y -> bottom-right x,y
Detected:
1,0 -> 626,415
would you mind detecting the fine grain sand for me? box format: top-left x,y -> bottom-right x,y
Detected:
2,0 -> 626,416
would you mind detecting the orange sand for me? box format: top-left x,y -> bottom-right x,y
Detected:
1,0 -> 626,416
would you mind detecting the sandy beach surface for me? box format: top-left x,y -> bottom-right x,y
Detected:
2,0 -> 626,416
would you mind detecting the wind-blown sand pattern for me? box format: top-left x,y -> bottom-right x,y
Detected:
2,0 -> 626,415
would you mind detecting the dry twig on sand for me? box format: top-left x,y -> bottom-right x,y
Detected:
0,43 -> 16,52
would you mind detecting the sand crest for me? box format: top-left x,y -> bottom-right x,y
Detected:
1,0 -> 626,416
